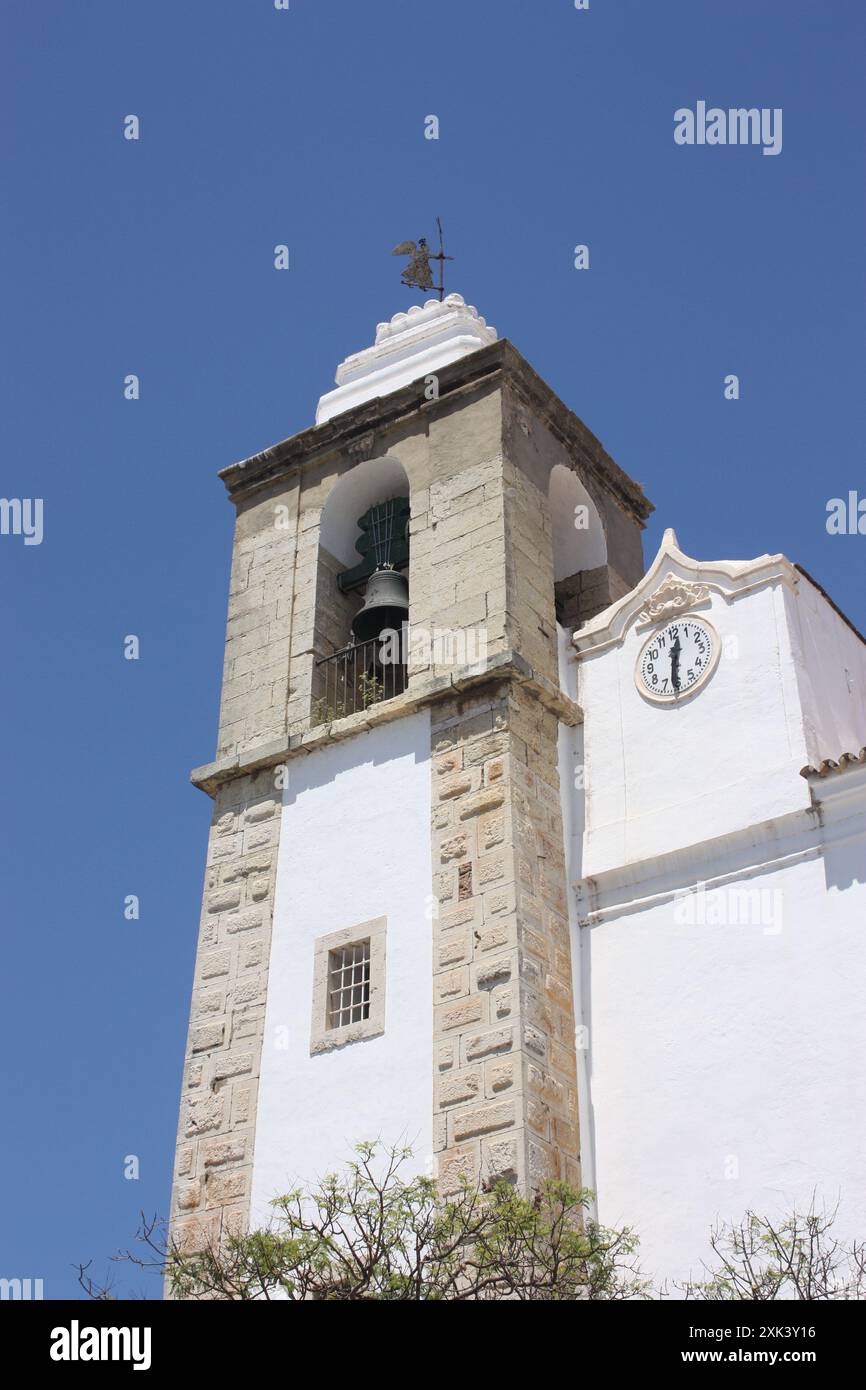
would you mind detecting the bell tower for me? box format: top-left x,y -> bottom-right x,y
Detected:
169,294 -> 653,1251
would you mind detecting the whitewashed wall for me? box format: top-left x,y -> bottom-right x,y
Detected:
250,711 -> 433,1225
566,542 -> 866,1287
586,832 -> 866,1287
576,581 -> 814,878
785,577 -> 866,766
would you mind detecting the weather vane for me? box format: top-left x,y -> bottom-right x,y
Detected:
391,218 -> 454,302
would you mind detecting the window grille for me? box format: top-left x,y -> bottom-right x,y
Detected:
327,941 -> 371,1030
310,918 -> 385,1055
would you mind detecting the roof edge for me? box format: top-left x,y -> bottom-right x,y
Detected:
216,338 -> 653,523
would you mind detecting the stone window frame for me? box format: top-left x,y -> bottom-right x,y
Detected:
310,916 -> 387,1055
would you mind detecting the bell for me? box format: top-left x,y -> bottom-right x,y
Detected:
352,566 -> 409,644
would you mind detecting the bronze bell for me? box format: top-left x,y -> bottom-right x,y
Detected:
352,565 -> 409,644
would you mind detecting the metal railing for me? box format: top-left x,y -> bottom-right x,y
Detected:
313,636 -> 408,722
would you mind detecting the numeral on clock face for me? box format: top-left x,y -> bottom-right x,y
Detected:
636,617 -> 718,702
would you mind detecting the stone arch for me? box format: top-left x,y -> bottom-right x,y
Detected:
320,455 -> 410,570
311,455 -> 411,721
549,464 -> 609,631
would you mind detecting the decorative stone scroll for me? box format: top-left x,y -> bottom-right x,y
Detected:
637,574 -> 710,626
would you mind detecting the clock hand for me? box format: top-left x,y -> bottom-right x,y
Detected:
669,634 -> 682,691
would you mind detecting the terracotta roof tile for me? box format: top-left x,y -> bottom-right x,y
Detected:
800,747 -> 866,778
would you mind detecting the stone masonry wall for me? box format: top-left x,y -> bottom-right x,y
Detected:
502,453 -> 558,689
404,456 -> 509,684
430,682 -> 580,1196
555,563 -> 635,633
405,384 -> 507,686
168,767 -> 281,1255
216,480 -> 300,761
500,376 -> 646,666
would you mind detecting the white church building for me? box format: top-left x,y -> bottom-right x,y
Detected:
170,295 -> 866,1289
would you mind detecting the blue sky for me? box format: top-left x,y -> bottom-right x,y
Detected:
1,0 -> 863,1299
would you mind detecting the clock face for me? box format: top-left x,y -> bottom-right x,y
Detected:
636,616 -> 719,703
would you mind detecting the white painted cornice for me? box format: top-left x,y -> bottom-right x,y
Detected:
572,527 -> 798,658
575,804 -> 824,927
315,294 -> 498,424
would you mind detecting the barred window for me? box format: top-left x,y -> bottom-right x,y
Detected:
310,917 -> 386,1055
327,941 -> 371,1030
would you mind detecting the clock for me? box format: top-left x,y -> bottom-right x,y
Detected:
635,615 -> 720,703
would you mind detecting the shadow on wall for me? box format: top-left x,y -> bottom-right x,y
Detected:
550,463 -> 609,633
281,707 -> 431,811
822,825 -> 866,892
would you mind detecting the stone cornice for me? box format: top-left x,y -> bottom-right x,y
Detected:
190,651 -> 582,797
498,348 -> 653,524
217,339 -> 653,525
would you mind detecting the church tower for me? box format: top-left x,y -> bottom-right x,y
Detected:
168,294 -> 653,1250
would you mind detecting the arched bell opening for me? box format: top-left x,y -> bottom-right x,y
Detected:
549,464 -> 608,637
312,457 -> 411,723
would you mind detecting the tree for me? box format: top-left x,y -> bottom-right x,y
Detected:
81,1142 -> 647,1301
80,1148 -> 866,1302
677,1201 -> 866,1301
